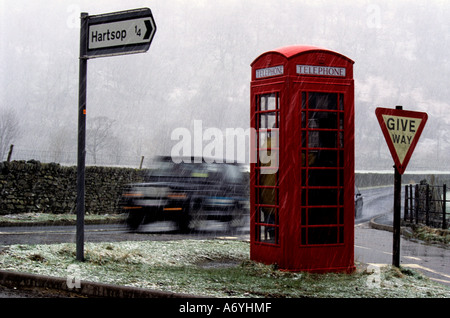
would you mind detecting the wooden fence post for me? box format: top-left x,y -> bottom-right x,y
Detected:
414,184 -> 419,224
404,185 -> 408,222
443,184 -> 447,229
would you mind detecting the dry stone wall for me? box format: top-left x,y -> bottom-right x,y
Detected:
0,160 -> 143,215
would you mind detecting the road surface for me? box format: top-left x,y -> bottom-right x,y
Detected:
356,186 -> 450,286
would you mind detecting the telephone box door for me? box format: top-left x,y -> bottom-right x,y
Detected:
286,83 -> 355,271
250,83 -> 285,265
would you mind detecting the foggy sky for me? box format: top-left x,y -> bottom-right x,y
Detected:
1,0 -> 449,171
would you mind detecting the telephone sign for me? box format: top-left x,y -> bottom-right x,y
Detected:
375,107 -> 428,174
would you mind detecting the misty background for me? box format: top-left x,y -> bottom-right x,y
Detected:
1,0 -> 449,171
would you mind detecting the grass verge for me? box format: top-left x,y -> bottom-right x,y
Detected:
0,239 -> 448,298
407,224 -> 450,245
0,212 -> 126,226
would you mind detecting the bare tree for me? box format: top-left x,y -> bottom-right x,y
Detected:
0,108 -> 21,161
86,116 -> 115,164
48,126 -> 74,164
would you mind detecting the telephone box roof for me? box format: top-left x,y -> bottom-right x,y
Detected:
251,45 -> 354,65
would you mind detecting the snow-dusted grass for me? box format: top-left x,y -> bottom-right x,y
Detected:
0,212 -> 126,225
0,239 -> 449,298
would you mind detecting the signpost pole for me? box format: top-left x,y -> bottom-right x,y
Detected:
393,161 -> 402,267
392,105 -> 403,268
74,8 -> 156,262
76,12 -> 88,262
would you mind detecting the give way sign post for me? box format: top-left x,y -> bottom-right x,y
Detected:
76,8 -> 156,261
375,106 -> 428,267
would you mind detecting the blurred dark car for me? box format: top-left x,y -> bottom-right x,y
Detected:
355,186 -> 363,218
120,156 -> 249,232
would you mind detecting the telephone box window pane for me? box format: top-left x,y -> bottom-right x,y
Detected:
301,150 -> 318,166
259,187 -> 278,206
259,113 -> 279,129
258,170 -> 278,186
302,168 -> 339,186
259,130 -> 279,148
308,189 -> 339,206
307,131 -> 338,148
302,151 -> 338,168
307,208 -> 338,225
301,170 -> 306,186
307,169 -> 338,186
301,228 -> 307,245
258,225 -> 278,244
308,112 -> 338,129
308,150 -> 337,167
259,150 -> 279,170
301,208 -> 307,225
308,227 -> 338,244
308,131 -> 320,148
259,131 -> 268,148
308,93 -> 338,110
258,168 -> 278,179
339,226 -> 344,243
259,207 -> 277,224
301,111 -> 307,128
301,169 -> 307,186
321,131 -> 338,148
259,93 -> 279,111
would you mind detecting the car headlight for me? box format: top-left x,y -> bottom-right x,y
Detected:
167,193 -> 187,199
123,192 -> 143,197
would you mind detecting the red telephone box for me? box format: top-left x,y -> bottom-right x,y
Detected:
250,45 -> 355,272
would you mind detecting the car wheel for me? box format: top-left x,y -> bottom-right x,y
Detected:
126,210 -> 144,231
227,203 -> 246,233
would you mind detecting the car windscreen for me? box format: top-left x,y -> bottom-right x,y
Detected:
144,161 -> 243,183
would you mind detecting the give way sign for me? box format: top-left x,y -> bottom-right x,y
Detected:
375,107 -> 428,175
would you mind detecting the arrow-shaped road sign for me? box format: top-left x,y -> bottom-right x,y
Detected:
85,7 -> 156,58
375,107 -> 428,174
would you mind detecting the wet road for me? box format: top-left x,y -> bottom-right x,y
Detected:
0,220 -> 250,245
356,186 -> 450,286
355,222 -> 450,285
356,186 -> 395,223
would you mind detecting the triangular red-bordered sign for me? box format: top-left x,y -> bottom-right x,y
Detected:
375,107 -> 428,175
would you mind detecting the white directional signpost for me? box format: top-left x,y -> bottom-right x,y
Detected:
375,106 -> 428,267
86,9 -> 156,58
76,8 -> 156,261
